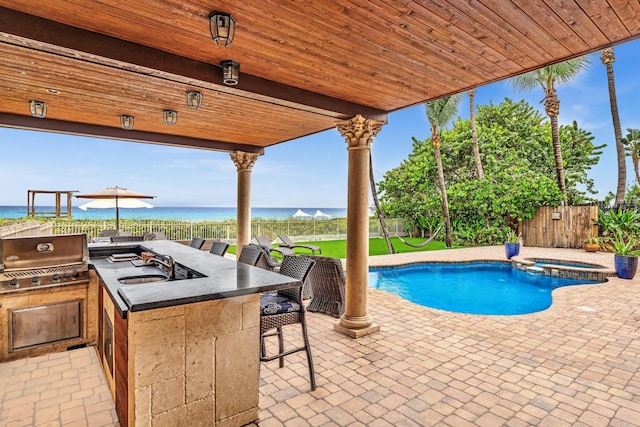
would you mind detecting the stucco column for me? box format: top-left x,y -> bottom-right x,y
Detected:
334,114 -> 385,338
230,151 -> 259,256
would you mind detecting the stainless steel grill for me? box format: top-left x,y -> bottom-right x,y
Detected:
0,234 -> 89,293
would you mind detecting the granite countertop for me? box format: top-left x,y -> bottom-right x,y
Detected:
89,240 -> 300,317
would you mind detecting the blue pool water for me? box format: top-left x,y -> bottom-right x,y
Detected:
369,262 -> 602,315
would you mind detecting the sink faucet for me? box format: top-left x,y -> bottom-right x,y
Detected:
146,255 -> 175,280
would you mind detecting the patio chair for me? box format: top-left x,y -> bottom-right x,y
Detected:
209,241 -> 230,257
238,244 -> 280,272
254,235 -> 295,257
278,234 -> 321,255
190,237 -> 205,250
301,255 -> 345,318
260,255 -> 317,391
100,229 -> 119,237
151,231 -> 168,240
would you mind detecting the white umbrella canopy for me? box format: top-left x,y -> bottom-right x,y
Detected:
312,209 -> 331,219
78,199 -> 154,210
75,186 -> 155,232
292,209 -> 311,218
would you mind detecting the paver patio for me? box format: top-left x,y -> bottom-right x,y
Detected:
1,245 -> 639,426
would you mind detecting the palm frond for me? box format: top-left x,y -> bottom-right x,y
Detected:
511,56 -> 590,92
425,94 -> 462,128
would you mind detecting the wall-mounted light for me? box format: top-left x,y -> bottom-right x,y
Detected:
221,60 -> 240,86
186,90 -> 203,109
163,110 -> 178,125
209,11 -> 236,46
29,100 -> 47,118
120,115 -> 134,130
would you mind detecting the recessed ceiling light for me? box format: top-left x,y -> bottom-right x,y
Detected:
46,88 -> 60,94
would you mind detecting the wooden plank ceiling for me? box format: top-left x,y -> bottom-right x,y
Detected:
1,0 -> 639,153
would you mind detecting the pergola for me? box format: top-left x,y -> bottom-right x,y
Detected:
1,1 -> 639,338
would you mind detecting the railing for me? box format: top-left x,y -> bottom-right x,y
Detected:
48,218 -> 409,243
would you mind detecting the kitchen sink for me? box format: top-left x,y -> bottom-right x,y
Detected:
118,274 -> 168,285
117,262 -> 206,285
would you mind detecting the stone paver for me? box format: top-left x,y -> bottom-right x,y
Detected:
0,347 -> 119,426
256,246 -> 640,426
1,246 -> 639,426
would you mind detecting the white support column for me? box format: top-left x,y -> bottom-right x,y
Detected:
230,151 -> 259,257
335,114 -> 385,338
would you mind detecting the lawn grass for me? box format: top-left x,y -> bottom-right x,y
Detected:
227,237 -> 451,259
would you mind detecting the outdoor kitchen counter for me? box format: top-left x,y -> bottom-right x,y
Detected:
89,240 -> 282,427
89,239 -> 300,317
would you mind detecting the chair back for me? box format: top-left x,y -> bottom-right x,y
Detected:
100,229 -> 119,237
277,234 -> 295,246
302,255 -> 345,278
210,241 -> 230,256
152,231 -> 168,240
142,231 -> 156,241
238,244 -> 264,266
277,256 -> 316,305
254,235 -> 274,250
190,237 -> 205,249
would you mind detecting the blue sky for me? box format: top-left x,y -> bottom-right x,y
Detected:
1,39 -> 639,208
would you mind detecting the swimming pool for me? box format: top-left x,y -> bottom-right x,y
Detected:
369,262 -> 603,315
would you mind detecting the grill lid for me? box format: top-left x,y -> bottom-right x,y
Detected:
0,234 -> 88,272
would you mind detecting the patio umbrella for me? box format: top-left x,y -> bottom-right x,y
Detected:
78,198 -> 154,210
292,209 -> 311,218
75,186 -> 155,232
312,209 -> 331,219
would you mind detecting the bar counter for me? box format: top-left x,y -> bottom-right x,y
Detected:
89,240 -> 292,427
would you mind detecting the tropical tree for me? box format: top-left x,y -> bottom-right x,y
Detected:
510,57 -> 590,203
378,99 -> 602,244
600,47 -> 626,205
425,95 -> 461,247
468,89 -> 484,179
623,128 -> 640,183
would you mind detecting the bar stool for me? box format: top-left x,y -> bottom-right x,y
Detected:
259,255 -> 316,390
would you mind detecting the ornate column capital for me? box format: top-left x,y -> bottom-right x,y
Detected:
336,114 -> 385,150
230,151 -> 259,172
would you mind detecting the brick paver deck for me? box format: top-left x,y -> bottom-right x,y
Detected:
0,346 -> 119,426
2,245 -> 639,426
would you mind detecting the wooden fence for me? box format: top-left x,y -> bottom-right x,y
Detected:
520,206 -> 599,248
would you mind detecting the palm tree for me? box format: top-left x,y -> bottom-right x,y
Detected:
623,128 -> 640,184
369,152 -> 395,254
468,89 -> 484,179
511,57 -> 590,203
425,95 -> 461,248
601,47 -> 626,205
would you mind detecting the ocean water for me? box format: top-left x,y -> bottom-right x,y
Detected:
0,206 -> 347,221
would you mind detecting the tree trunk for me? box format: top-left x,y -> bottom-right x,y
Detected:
434,142 -> 452,248
601,48 -> 627,205
549,115 -> 567,203
544,89 -> 567,203
369,152 -> 395,254
469,89 -> 484,180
